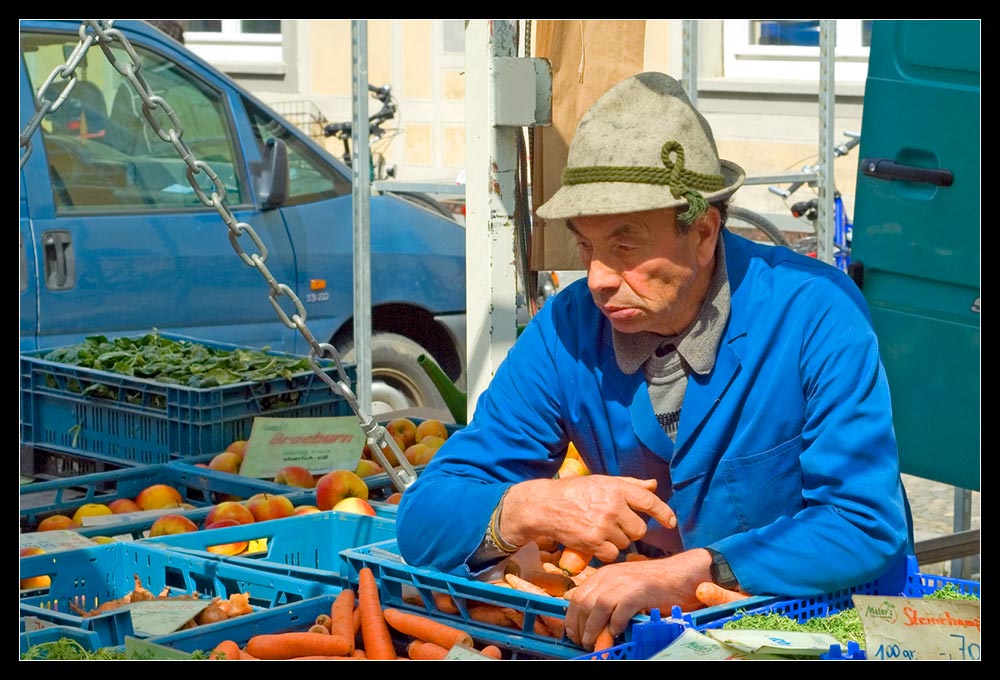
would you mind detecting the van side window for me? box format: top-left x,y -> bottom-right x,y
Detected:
245,98 -> 353,205
22,32 -> 244,213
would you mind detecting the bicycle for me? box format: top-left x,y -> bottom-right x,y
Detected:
323,83 -> 454,221
727,132 -> 860,273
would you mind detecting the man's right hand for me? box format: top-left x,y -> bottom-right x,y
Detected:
498,475 -> 676,563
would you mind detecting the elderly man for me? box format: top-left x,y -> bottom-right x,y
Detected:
395,72 -> 912,650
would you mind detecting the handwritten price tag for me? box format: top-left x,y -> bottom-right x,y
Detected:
239,416 -> 365,478
853,594 -> 981,660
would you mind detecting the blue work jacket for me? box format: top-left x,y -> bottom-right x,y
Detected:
396,229 -> 913,598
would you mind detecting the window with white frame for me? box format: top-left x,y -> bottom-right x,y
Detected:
180,19 -> 284,73
722,19 -> 872,82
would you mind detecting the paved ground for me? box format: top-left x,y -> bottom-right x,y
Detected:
903,473 -> 981,580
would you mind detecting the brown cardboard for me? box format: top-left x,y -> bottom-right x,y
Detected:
530,20 -> 648,271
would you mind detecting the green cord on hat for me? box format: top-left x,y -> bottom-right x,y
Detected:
561,140 -> 725,222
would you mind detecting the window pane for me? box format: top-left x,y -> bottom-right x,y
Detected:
752,20 -> 820,46
443,20 -> 465,53
245,98 -> 352,203
22,31 -> 242,212
241,20 -> 281,35
183,20 -> 221,33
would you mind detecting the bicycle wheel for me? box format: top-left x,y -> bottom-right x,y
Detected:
726,206 -> 790,247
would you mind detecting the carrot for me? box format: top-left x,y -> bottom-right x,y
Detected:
351,648 -> 367,659
245,631 -> 353,660
308,623 -> 331,634
695,581 -> 750,607
594,626 -> 615,653
432,590 -> 460,614
541,561 -> 566,575
383,608 -> 473,649
329,588 -> 356,654
357,567 -> 397,660
500,607 -> 552,636
314,613 -> 333,632
480,644 -> 503,660
289,655 -> 358,660
625,552 -> 650,562
238,649 -> 259,660
503,573 -> 552,597
209,639 -> 241,660
558,547 -> 592,576
469,604 -> 517,628
571,565 -> 598,586
524,570 -> 573,597
407,639 -> 450,660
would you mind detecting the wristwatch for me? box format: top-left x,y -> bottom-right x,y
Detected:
706,548 -> 740,591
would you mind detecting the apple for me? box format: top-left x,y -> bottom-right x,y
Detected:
384,492 -> 403,505
208,451 -> 243,475
354,458 -> 385,478
90,536 -> 117,544
273,464 -> 316,489
419,435 -> 447,452
415,418 -> 449,444
225,440 -> 249,459
19,546 -> 51,589
202,518 -> 250,555
203,500 -> 256,527
71,503 -> 113,525
385,418 -> 418,449
366,436 -> 405,467
135,484 -> 184,511
108,498 -> 141,514
332,497 -> 377,516
294,504 -> 322,516
246,493 -> 296,522
403,443 -> 429,466
149,513 -> 199,536
314,469 -> 369,511
36,514 -> 75,531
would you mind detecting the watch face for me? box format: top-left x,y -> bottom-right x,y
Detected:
711,552 -> 739,590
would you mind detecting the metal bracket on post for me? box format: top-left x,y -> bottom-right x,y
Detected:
491,57 -> 552,127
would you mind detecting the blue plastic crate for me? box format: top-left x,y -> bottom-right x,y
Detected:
19,541 -> 341,648
146,510 -> 397,585
20,619 -> 109,658
20,333 -> 355,464
341,538 -> 672,660
697,555 -> 979,631
20,462 -> 314,540
146,593 -> 555,660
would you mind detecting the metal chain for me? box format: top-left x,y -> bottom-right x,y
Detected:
18,19 -> 416,491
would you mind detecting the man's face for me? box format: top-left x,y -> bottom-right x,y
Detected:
568,207 -> 717,336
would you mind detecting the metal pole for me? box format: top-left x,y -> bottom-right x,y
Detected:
464,20 -> 520,418
816,20 -> 836,266
682,20 -> 698,107
351,20 -> 372,411
951,487 -> 974,579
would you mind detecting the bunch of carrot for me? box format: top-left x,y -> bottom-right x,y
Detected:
206,567 -> 503,661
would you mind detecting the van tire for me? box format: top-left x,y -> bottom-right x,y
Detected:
334,332 -> 448,416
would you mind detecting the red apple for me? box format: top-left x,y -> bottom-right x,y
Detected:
149,513 -> 199,537
108,498 -> 141,514
294,504 -> 322,516
135,484 -> 184,511
332,497 -> 376,516
202,518 -> 250,555
385,418 -> 418,449
384,492 -> 403,505
19,547 -> 51,589
354,458 -> 385,478
273,465 -> 316,489
246,493 -> 296,522
225,440 -> 249,459
314,469 -> 369,511
203,500 -> 256,527
208,451 -> 243,475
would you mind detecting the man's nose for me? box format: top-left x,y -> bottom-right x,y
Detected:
587,257 -> 621,292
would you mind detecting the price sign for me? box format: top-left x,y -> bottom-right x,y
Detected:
650,627 -> 785,660
239,416 -> 365,478
853,594 -> 981,660
19,529 -> 99,553
126,599 -> 212,636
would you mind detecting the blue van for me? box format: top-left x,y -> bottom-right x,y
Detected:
19,19 -> 467,413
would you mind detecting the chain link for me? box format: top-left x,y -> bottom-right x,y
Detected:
18,19 -> 416,491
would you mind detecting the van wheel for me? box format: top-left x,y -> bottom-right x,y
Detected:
334,332 -> 448,416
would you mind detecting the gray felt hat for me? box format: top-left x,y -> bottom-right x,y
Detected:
536,72 -> 745,222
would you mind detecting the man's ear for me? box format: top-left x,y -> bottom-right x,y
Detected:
693,207 -> 722,266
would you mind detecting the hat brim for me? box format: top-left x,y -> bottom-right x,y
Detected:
536,159 -> 745,221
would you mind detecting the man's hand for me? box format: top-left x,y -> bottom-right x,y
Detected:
499,475 -> 676,563
563,549 -> 712,649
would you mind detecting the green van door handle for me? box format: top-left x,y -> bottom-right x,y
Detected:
860,158 -> 954,187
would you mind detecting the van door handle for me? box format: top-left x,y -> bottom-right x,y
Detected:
860,158 -> 954,187
42,230 -> 75,290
